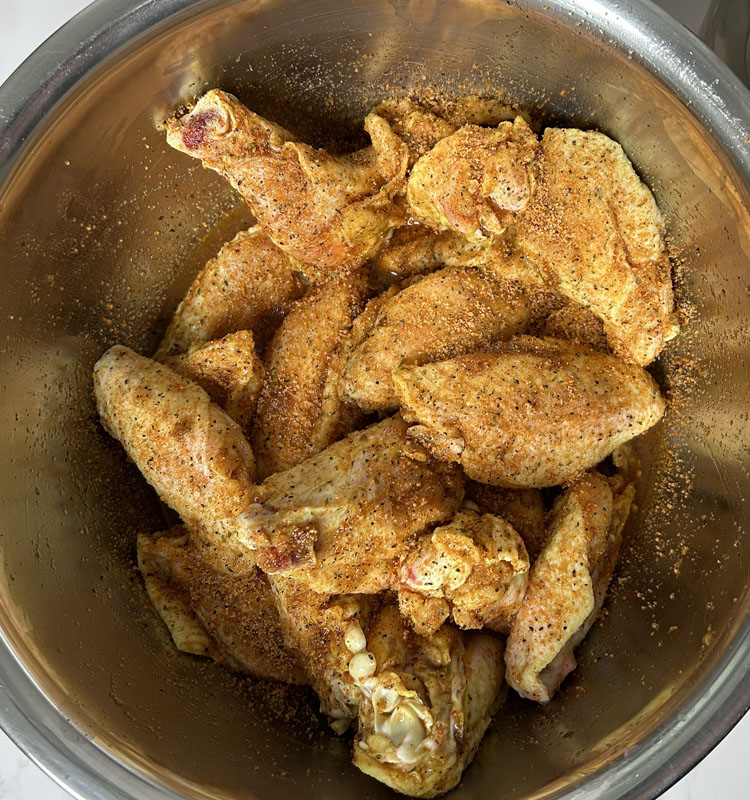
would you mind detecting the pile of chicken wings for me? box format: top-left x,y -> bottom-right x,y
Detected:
94,90 -> 677,798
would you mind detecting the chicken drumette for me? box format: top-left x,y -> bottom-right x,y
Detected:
166,90 -> 408,273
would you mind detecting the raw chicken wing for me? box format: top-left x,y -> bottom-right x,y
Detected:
252,270 -> 368,479
241,415 -> 463,592
137,526 -> 306,684
398,508 -> 529,636
94,346 -> 258,572
270,577 -> 375,729
163,330 -> 264,436
517,128 -> 678,364
406,118 -> 538,242
373,97 -> 457,165
166,90 -> 408,272
340,266 -> 540,412
156,226 -> 306,357
393,336 -> 666,487
505,471 -> 635,702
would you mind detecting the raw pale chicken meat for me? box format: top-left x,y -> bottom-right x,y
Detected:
242,415 -> 463,590
94,345 -> 258,573
464,481 -> 548,561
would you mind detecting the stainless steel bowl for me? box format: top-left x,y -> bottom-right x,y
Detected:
0,1 -> 748,798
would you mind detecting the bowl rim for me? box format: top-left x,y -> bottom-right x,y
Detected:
0,1 -> 748,798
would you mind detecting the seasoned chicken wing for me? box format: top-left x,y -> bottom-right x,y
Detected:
156,226 -> 306,358
163,330 -> 264,436
367,224 -> 445,289
353,604 -> 505,798
464,481 -> 548,561
517,128 -> 678,365
94,346 -> 258,572
538,302 -> 610,353
137,526 -> 306,684
241,415 -> 463,592
398,508 -> 529,636
394,336 -> 666,487
406,118 -> 538,242
270,577 -> 376,730
339,266 -> 540,412
373,97 -> 457,165
505,471 -> 635,702
252,270 -> 368,480
367,223 -> 543,290
166,90 -> 408,272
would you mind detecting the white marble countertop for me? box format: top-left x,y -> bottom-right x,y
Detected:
0,0 -> 747,798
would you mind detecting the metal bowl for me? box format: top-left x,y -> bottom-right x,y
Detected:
0,1 -> 748,798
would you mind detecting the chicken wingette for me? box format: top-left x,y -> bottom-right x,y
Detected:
505,470 -> 635,702
340,266 -> 541,412
393,336 -> 665,487
398,507 -> 529,636
156,226 -> 306,358
166,90 -> 408,272
517,127 -> 678,365
252,270 -> 368,480
94,345 -> 258,573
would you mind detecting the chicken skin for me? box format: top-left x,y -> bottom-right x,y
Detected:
242,415 -> 463,591
163,330 -> 264,436
252,270 -> 368,480
505,471 -> 635,702
166,90 -> 408,272
517,128 -> 678,365
339,266 -> 541,412
137,526 -> 306,684
393,336 -> 666,487
372,97 -> 457,166
367,223 -> 543,290
398,508 -> 529,636
156,226 -> 306,358
353,604 -> 505,798
406,117 -> 538,242
464,481 -> 548,561
538,302 -> 610,353
94,346 -> 258,572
